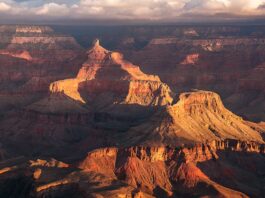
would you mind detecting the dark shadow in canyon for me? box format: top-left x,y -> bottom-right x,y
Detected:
196,149 -> 265,197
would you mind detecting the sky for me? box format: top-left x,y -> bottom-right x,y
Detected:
1,0 -> 265,24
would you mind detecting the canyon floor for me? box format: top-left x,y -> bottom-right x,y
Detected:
0,25 -> 264,198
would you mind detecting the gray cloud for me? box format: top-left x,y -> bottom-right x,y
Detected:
258,3 -> 265,9
0,0 -> 265,23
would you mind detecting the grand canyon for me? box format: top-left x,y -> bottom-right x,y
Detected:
0,24 -> 264,198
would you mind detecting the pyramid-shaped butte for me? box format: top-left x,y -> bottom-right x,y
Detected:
77,39 -> 110,80
76,39 -> 160,81
48,40 -> 173,109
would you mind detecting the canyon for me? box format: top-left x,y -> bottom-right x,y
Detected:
0,25 -> 264,198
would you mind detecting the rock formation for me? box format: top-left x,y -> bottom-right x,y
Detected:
123,34 -> 265,122
0,25 -> 84,113
0,25 -> 265,198
0,140 -> 263,197
76,140 -> 265,197
15,25 -> 53,34
47,39 -> 173,109
0,50 -> 32,61
123,90 -> 264,146
181,53 -> 199,65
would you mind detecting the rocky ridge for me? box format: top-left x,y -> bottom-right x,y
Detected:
0,25 -> 84,113
76,139 -> 265,197
0,139 -> 264,197
125,35 -> 265,122
123,91 -> 264,146
47,39 -> 173,108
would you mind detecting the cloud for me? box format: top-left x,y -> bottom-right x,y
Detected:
0,0 -> 265,22
0,2 -> 11,11
258,3 -> 265,9
35,3 -> 69,15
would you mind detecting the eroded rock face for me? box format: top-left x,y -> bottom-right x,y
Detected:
15,26 -> 53,34
124,80 -> 173,106
181,53 -> 199,65
0,40 -> 169,156
48,39 -> 173,108
0,140 -> 263,198
0,25 -> 84,113
78,140 -> 264,197
0,50 -> 32,61
125,36 -> 265,122
124,91 -> 264,146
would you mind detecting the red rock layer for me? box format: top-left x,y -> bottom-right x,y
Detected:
124,91 -> 264,146
77,139 -> 265,197
48,40 -> 173,107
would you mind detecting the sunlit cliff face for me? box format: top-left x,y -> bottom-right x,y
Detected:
49,40 -> 172,106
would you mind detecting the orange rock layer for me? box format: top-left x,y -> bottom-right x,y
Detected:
77,139 -> 265,197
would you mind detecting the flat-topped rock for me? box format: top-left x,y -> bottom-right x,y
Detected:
124,90 -> 264,146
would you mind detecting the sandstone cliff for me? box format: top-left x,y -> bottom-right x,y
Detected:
124,90 -> 264,146
1,140 -> 263,197
46,39 -> 173,111
76,140 -> 264,197
125,35 -> 265,122
0,25 -> 84,113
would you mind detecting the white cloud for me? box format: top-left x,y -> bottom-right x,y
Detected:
35,3 -> 69,15
0,2 -> 11,11
1,0 -> 265,22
